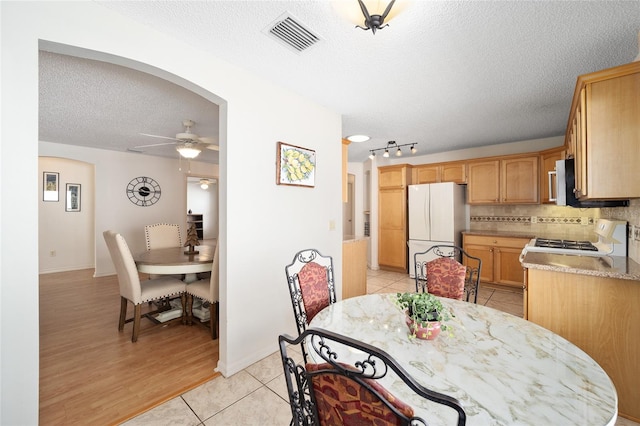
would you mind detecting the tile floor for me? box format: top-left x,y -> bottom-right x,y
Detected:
121,269 -> 638,426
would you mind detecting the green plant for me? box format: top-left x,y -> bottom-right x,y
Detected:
395,292 -> 453,337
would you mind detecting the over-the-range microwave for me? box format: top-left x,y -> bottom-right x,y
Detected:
550,159 -> 628,208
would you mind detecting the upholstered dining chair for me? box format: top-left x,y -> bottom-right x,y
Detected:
185,243 -> 219,339
144,223 -> 182,250
414,245 -> 482,303
285,249 -> 336,361
103,230 -> 187,342
279,327 -> 467,426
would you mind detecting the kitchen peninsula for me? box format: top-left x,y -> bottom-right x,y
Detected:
522,252 -> 640,421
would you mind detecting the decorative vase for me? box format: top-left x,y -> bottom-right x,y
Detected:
405,316 -> 441,340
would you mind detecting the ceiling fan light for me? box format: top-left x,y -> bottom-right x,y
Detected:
200,179 -> 209,190
177,145 -> 201,159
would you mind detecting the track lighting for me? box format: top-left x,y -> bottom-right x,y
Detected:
368,141 -> 418,159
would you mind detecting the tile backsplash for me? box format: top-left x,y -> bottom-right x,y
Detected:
469,199 -> 640,264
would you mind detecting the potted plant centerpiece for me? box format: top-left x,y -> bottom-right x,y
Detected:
395,292 -> 453,340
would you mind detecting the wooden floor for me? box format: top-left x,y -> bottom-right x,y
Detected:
39,269 -> 220,425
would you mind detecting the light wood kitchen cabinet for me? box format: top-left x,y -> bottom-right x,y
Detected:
463,234 -> 529,288
565,61 -> 640,200
539,147 -> 564,204
526,268 -> 640,420
342,238 -> 368,300
467,155 -> 538,205
413,161 -> 467,184
378,165 -> 412,272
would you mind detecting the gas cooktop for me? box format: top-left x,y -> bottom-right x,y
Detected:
534,238 -> 599,252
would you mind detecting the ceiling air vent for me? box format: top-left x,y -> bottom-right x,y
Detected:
263,12 -> 321,54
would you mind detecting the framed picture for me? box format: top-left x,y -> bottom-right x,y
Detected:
276,142 -> 316,187
65,183 -> 81,212
43,172 -> 59,202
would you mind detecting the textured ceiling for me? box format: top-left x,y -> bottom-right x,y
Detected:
39,1 -> 640,163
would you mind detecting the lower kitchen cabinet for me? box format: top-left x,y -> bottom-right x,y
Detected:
463,234 -> 530,288
526,268 -> 640,421
342,238 -> 368,300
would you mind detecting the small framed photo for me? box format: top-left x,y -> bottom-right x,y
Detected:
276,142 -> 316,187
65,183 -> 81,212
43,172 -> 59,202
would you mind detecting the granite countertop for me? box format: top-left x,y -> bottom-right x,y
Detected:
522,251 -> 640,281
463,230 -> 536,239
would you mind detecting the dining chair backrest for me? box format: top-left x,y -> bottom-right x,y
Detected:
103,230 -> 142,303
208,242 -> 219,301
285,249 -> 336,334
279,327 -> 467,426
414,245 -> 482,303
144,223 -> 182,250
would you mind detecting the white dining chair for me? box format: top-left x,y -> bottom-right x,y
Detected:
144,223 -> 182,250
103,230 -> 187,342
186,243 -> 219,339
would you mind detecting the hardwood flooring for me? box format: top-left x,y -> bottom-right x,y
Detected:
39,269 -> 220,425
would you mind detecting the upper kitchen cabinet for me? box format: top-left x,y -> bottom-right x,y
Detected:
378,164 -> 412,272
539,147 -> 565,204
566,61 -> 640,200
412,161 -> 467,184
467,155 -> 538,204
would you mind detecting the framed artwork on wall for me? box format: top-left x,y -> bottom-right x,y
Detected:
65,183 -> 81,212
276,142 -> 316,187
43,172 -> 59,202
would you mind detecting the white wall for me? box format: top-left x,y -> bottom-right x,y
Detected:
39,157 -> 95,273
1,2 -> 342,424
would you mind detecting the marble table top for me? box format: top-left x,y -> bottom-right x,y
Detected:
309,293 -> 617,426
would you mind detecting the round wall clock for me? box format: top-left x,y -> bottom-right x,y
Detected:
126,176 -> 161,206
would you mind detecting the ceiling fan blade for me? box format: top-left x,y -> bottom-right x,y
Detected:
205,145 -> 220,151
133,141 -> 177,148
139,133 -> 179,141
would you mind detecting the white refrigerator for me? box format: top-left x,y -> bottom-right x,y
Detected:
407,182 -> 468,278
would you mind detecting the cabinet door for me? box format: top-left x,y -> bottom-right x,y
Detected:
494,247 -> 525,287
501,156 -> 538,204
413,165 -> 439,184
379,166 -> 408,189
441,162 -> 466,184
586,72 -> 640,199
463,244 -> 494,283
467,160 -> 500,204
378,189 -> 407,271
539,149 -> 564,204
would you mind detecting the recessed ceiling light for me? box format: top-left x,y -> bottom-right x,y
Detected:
347,134 -> 370,143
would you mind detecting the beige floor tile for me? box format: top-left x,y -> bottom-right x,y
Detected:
120,397 -> 200,426
616,416 -> 640,426
386,280 -> 416,293
366,281 -> 385,294
265,373 -> 290,402
244,351 -> 284,384
204,386 -> 292,425
486,300 -> 524,317
181,370 -> 262,420
488,289 -> 524,305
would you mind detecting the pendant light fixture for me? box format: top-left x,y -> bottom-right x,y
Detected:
176,142 -> 201,159
369,141 -> 418,159
356,0 -> 397,34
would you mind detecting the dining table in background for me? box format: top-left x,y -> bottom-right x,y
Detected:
133,244 -> 215,283
309,293 -> 618,426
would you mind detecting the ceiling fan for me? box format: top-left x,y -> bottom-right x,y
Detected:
134,119 -> 219,159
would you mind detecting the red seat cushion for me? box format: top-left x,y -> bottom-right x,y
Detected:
298,262 -> 330,322
307,363 -> 414,426
426,257 -> 466,300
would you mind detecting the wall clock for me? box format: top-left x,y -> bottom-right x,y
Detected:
126,176 -> 161,206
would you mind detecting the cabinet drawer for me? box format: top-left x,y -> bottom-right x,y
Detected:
464,235 -> 529,249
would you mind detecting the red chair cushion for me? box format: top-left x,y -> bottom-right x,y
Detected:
307,363 -> 414,425
298,262 -> 330,322
426,257 -> 466,300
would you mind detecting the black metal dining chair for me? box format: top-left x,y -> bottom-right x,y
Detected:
284,249 -> 336,362
414,245 -> 482,303
279,327 -> 467,426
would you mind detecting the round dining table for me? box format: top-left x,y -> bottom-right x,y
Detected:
309,293 -> 618,426
133,244 -> 215,283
